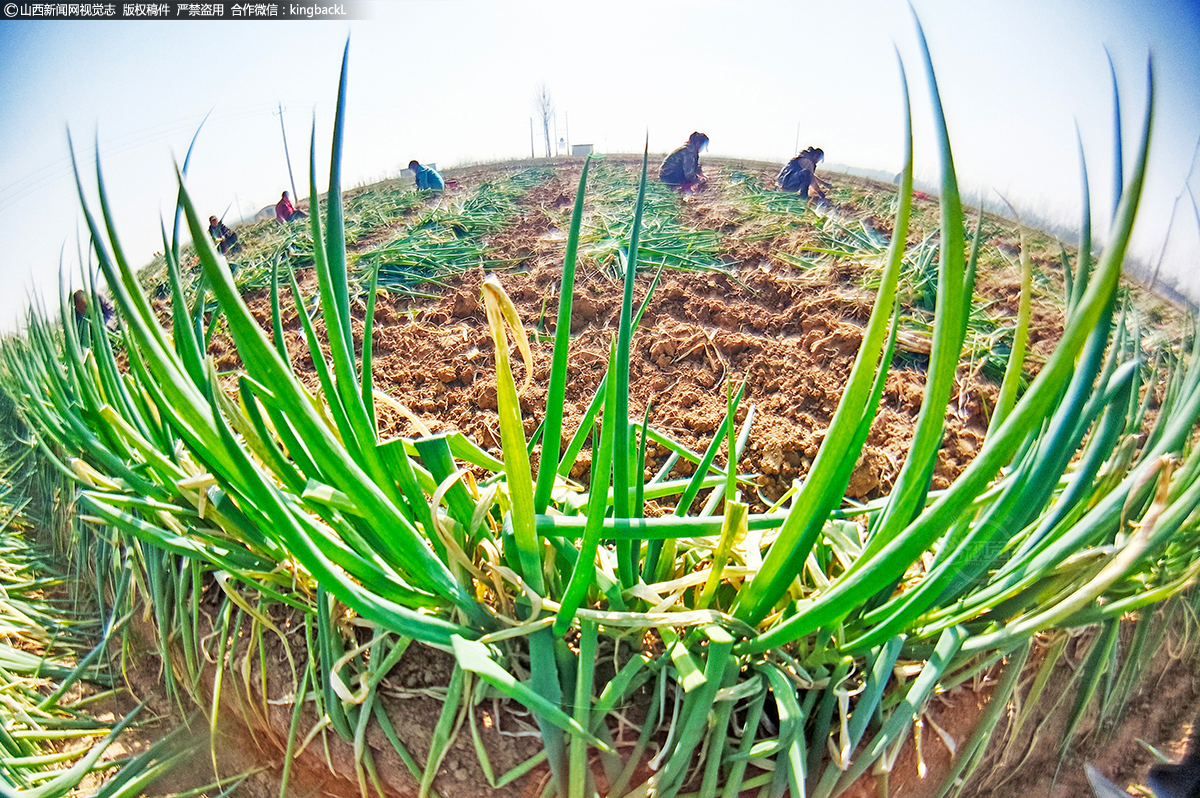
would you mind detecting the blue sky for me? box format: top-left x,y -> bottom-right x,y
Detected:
1,0 -> 1198,331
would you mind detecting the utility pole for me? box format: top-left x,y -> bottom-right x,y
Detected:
565,111 -> 570,154
276,103 -> 298,202
794,121 -> 800,155
530,118 -> 535,159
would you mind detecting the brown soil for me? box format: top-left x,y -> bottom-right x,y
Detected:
115,604 -> 1200,798
103,589 -> 542,798
222,159 -> 1026,512
972,624 -> 1200,798
835,620 -> 1200,798
132,158 -> 1196,797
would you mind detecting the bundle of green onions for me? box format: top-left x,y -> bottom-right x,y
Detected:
579,160 -> 725,279
358,168 -> 554,296
0,397 -> 188,798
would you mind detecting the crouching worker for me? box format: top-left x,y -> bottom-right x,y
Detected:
660,132 -> 709,192
208,216 -> 240,254
72,289 -> 116,344
276,191 -> 308,223
409,160 -> 445,192
776,147 -> 827,199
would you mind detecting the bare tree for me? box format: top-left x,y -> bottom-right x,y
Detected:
534,82 -> 554,159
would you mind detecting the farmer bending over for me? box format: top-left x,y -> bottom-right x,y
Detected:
72,289 -> 115,345
73,288 -> 112,323
660,132 -> 709,192
276,192 -> 307,223
409,160 -> 445,192
776,147 -> 827,199
208,216 -> 240,255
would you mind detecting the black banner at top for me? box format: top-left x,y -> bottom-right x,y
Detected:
2,1 -> 370,19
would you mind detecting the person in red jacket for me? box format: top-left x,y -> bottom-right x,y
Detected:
275,191 -> 307,223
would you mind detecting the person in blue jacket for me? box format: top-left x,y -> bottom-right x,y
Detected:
409,160 -> 445,191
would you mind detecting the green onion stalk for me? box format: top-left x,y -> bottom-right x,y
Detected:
1,20 -> 1197,798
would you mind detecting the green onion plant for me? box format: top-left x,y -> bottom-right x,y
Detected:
1,19 -> 1197,798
